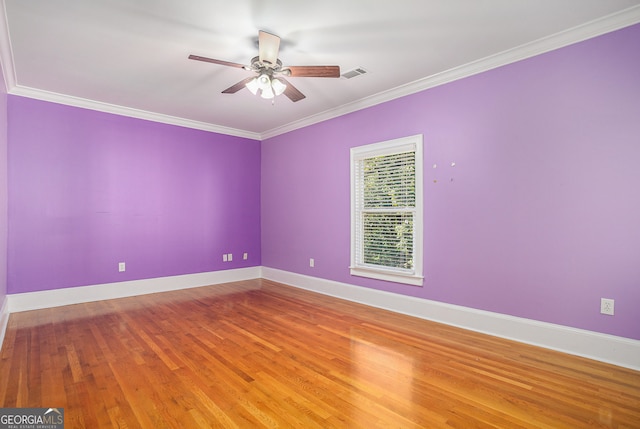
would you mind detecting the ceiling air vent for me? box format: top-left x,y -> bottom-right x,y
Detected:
341,67 -> 368,79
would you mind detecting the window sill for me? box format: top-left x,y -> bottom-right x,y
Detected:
350,267 -> 423,286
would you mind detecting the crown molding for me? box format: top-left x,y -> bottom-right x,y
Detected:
1,2 -> 639,141
8,85 -> 261,140
2,82 -> 264,140
260,5 -> 640,140
0,0 -> 16,92
0,1 -> 259,140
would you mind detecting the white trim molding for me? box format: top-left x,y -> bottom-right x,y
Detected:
0,296 -> 9,352
261,6 -> 640,139
3,267 -> 639,371
7,85 -> 262,141
262,267 -> 640,371
350,134 -> 424,286
7,267 -> 261,313
1,1 -> 639,141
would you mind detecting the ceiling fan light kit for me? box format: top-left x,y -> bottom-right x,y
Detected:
245,70 -> 287,100
189,30 -> 340,103
270,78 -> 287,96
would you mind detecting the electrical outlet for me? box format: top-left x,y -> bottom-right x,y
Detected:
600,298 -> 614,316
118,262 -> 126,272
243,253 -> 248,260
223,254 -> 228,262
228,253 -> 233,262
309,258 -> 315,268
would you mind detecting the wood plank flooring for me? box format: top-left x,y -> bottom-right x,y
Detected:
1,279 -> 639,428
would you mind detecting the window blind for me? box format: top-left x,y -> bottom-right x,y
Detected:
354,149 -> 416,273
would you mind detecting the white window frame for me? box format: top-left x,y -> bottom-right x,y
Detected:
350,134 -> 424,286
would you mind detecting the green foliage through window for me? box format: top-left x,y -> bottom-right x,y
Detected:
360,151 -> 415,271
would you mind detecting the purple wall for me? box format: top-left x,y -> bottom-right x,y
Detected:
262,24 -> 640,340
0,71 -> 7,308
8,97 -> 261,293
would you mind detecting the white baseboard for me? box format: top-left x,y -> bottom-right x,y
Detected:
7,267 -> 262,313
0,296 -> 9,352
262,267 -> 640,371
3,266 -> 639,371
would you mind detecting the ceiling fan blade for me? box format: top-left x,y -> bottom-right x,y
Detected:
188,54 -> 246,69
258,30 -> 280,66
279,78 -> 306,102
285,65 -> 341,78
222,77 -> 256,94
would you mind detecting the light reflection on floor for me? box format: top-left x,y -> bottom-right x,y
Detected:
350,327 -> 415,422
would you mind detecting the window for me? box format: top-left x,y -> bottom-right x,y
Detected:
350,134 -> 423,286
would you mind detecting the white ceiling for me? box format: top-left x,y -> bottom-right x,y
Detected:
1,0 -> 640,140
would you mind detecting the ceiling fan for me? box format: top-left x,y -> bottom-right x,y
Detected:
189,30 -> 340,102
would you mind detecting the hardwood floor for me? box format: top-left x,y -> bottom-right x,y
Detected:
1,279 -> 639,428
